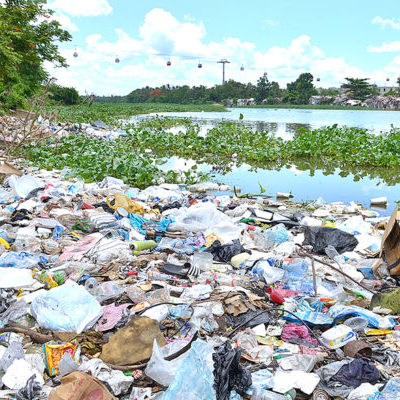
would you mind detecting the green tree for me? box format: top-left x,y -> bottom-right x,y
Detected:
341,78 -> 374,101
48,84 -> 80,105
397,77 -> 400,95
286,73 -> 317,104
0,0 -> 72,109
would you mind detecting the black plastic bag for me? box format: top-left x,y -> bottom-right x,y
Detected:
303,226 -> 358,254
225,310 -> 269,330
213,341 -> 252,400
205,239 -> 251,262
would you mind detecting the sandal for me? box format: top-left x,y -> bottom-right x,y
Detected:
162,263 -> 201,278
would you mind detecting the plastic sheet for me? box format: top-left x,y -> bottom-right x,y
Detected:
30,280 -> 103,333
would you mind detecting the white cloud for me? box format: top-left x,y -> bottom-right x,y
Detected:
372,16 -> 400,30
265,19 -> 279,27
53,12 -> 79,32
49,0 -> 112,16
46,8 -> 399,95
368,41 -> 400,53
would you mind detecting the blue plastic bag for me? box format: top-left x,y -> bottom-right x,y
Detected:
163,340 -> 215,400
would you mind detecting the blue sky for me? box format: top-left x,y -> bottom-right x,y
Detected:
45,0 -> 400,95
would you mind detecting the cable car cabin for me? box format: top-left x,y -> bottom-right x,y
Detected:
198,63 -> 202,68
73,52 -> 78,58
115,57 -> 120,63
240,65 -> 244,71
167,60 -> 171,66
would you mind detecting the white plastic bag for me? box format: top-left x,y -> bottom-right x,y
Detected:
145,340 -> 188,386
30,280 -> 103,333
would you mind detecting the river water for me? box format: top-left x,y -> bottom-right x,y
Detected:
134,108 -> 400,215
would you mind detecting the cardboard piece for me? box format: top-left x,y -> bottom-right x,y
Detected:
380,207 -> 400,275
0,161 -> 22,177
48,371 -> 114,400
100,316 -> 166,366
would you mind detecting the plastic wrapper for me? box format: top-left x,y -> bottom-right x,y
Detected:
30,280 -> 103,333
44,341 -> 80,377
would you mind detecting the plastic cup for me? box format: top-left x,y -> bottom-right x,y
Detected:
193,252 -> 213,272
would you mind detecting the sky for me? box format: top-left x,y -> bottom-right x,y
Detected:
44,0 -> 400,96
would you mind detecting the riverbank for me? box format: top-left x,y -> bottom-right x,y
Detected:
236,104 -> 400,111
46,102 -> 227,124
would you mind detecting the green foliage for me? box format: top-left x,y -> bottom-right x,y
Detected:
48,84 -> 80,105
18,111 -> 400,187
341,78 -> 375,101
126,78 -> 264,104
0,0 -> 71,109
318,88 -> 340,96
255,75 -> 281,103
285,73 -> 317,105
46,102 -> 227,124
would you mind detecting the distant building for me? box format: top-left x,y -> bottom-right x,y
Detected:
237,98 -> 256,106
377,86 -> 398,95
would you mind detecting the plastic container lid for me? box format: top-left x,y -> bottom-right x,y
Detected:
343,317 -> 369,332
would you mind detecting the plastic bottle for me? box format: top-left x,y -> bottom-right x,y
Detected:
282,259 -> 308,277
215,273 -> 251,288
132,240 -> 156,251
85,277 -> 98,290
325,245 -> 345,264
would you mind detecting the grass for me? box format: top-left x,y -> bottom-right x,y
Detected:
47,102 -> 227,124
236,104 -> 399,111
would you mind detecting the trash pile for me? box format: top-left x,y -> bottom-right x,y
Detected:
0,164 -> 399,400
0,115 -> 127,142
310,94 -> 400,109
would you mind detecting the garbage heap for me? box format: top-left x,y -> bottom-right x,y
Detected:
0,166 -> 399,400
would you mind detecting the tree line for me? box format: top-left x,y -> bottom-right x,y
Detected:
97,75 -> 400,106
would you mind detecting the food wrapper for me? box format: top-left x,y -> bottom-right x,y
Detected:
44,340 -> 80,376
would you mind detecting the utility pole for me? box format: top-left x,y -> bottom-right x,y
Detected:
217,59 -> 230,84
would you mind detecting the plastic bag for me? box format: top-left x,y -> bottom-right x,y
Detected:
213,340 -> 252,400
250,369 -> 274,392
107,193 -> 145,215
303,226 -> 358,254
0,252 -> 47,269
30,280 -> 103,333
163,340 -> 215,400
205,239 -> 251,263
381,377 -> 400,400
328,304 -> 395,330
145,340 -> 187,386
252,261 -> 285,285
168,202 -> 240,243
